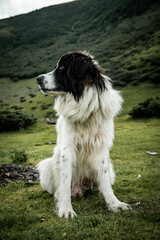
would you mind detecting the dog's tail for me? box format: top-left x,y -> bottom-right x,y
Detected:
36,158 -> 55,194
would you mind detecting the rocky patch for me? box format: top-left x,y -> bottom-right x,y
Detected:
0,164 -> 39,185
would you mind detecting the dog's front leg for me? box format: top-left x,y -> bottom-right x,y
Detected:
98,151 -> 131,212
55,146 -> 77,218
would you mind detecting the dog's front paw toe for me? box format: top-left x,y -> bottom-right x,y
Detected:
109,202 -> 132,212
58,208 -> 77,219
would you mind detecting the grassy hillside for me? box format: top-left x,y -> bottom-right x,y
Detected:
0,0 -> 160,85
0,77 -> 160,239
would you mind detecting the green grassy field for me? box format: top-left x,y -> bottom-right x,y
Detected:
0,78 -> 160,239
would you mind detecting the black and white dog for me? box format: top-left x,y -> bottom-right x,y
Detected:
36,51 -> 131,218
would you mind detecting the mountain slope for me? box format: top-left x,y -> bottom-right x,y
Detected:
0,0 -> 160,85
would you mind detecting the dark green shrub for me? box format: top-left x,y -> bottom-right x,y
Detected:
113,80 -> 127,87
11,77 -> 19,82
41,104 -> 48,110
20,99 -> 26,102
29,93 -> 36,98
10,148 -> 27,164
45,110 -> 57,118
11,106 -> 23,110
0,110 -> 37,132
132,80 -> 139,86
20,97 -> 26,102
148,97 -> 160,117
47,103 -> 53,107
129,97 -> 160,118
149,73 -> 160,84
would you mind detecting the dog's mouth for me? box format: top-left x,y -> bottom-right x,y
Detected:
42,87 -> 62,92
40,87 -> 65,95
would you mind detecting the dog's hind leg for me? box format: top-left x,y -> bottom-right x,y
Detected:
36,158 -> 55,194
36,146 -> 61,195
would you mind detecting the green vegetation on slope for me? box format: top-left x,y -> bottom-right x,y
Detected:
129,97 -> 160,118
0,109 -> 36,132
0,0 -> 160,85
0,77 -> 160,239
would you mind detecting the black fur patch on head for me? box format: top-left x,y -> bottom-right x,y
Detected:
54,51 -> 106,101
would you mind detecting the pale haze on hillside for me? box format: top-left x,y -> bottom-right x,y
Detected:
0,0 -> 74,19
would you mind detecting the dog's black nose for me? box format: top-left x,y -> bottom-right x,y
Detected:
37,75 -> 44,85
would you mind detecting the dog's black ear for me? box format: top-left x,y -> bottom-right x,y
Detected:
65,52 -> 106,101
67,62 -> 85,101
73,55 -> 93,78
89,63 -> 106,93
64,54 -> 91,101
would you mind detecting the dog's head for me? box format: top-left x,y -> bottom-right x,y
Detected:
37,51 -> 106,101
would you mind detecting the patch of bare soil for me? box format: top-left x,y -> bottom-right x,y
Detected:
0,164 -> 39,185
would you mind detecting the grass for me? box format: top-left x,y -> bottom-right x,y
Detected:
0,77 -> 160,239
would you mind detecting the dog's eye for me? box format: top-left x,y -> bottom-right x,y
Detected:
58,65 -> 65,70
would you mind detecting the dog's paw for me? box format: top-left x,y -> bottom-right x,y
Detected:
109,201 -> 132,212
58,208 -> 77,219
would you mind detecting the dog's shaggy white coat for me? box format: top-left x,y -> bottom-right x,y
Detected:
37,74 -> 131,218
